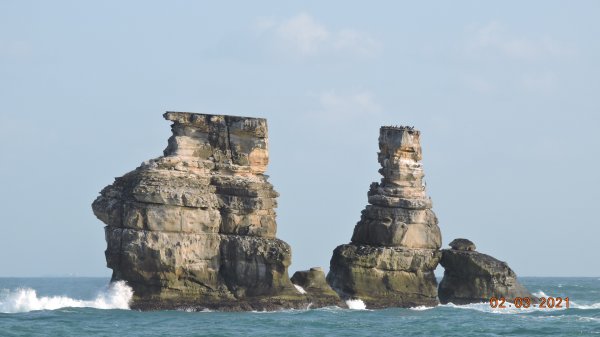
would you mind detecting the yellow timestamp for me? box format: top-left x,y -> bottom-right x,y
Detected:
489,297 -> 570,309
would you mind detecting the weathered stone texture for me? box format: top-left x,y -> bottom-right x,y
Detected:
438,241 -> 533,305
327,126 -> 442,308
92,112 -> 314,311
291,267 -> 343,308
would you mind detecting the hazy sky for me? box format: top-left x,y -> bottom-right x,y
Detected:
1,1 -> 598,277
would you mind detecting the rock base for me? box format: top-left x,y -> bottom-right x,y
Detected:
129,295 -> 316,312
327,244 -> 440,308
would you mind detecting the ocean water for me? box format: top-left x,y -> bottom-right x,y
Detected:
0,277 -> 598,336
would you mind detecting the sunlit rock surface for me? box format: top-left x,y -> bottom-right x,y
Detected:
439,239 -> 533,305
291,267 -> 343,308
92,112 -> 321,311
327,126 -> 442,308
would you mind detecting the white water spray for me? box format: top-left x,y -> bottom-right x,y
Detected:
0,281 -> 133,313
345,298 -> 367,310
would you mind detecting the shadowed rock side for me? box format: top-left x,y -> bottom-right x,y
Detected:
438,240 -> 533,305
327,126 -> 442,308
92,111 -> 326,311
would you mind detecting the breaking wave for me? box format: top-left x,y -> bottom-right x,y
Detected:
439,290 -> 600,314
0,281 -> 133,313
345,299 -> 367,310
409,305 -> 434,311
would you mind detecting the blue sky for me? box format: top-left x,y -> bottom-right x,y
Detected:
1,1 -> 598,277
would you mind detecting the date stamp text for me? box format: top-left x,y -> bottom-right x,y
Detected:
489,297 -> 569,309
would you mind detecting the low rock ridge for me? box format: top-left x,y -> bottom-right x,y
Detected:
438,239 -> 533,305
327,126 -> 442,308
291,267 -> 344,308
92,111 -> 337,311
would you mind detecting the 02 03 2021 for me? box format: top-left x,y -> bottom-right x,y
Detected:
489,296 -> 569,309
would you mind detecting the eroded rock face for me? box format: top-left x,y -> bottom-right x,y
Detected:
327,126 -> 442,308
92,112 -> 315,311
438,240 -> 532,305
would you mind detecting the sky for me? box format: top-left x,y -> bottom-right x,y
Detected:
0,1 -> 598,277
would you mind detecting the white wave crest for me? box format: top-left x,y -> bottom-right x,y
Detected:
571,302 -> 600,309
578,316 -> 600,322
441,299 -> 600,313
532,290 -> 600,310
345,298 -> 367,310
0,281 -> 133,313
441,301 -> 543,314
409,305 -> 434,311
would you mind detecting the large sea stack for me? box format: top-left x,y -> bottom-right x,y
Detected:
92,111 -> 316,311
327,126 -> 442,308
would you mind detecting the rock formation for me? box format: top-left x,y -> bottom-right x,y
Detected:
438,239 -> 533,304
327,126 -> 442,308
291,267 -> 343,308
448,238 -> 476,251
92,111 -> 327,311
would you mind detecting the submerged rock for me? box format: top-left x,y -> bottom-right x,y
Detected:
438,239 -> 533,304
92,111 -> 333,311
327,126 -> 442,308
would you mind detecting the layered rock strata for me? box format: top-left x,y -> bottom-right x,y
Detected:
92,111 -> 321,311
327,126 -> 442,308
291,267 -> 344,308
438,239 -> 533,305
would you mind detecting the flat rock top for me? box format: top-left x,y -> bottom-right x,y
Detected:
440,249 -> 514,278
449,238 -> 476,251
164,111 -> 267,124
380,125 -> 420,135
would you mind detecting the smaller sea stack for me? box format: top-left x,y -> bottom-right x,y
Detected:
438,238 -> 533,304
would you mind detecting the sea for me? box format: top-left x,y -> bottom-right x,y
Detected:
0,277 -> 598,336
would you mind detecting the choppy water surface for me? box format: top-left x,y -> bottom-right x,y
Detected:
1,277 -> 598,336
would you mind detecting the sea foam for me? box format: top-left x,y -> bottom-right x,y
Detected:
409,305 -> 434,311
345,298 -> 367,310
0,281 -> 133,313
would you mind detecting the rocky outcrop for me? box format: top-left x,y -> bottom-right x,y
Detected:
92,111 -> 330,311
449,238 -> 476,251
291,267 -> 344,308
327,126 -> 442,308
438,239 -> 533,304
